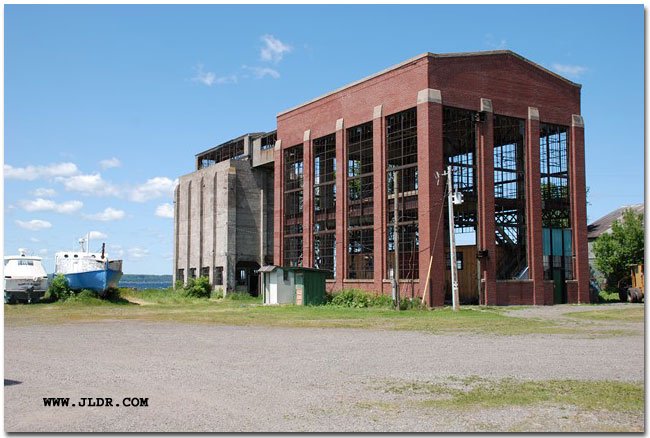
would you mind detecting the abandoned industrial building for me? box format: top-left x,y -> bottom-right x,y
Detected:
173,50 -> 590,306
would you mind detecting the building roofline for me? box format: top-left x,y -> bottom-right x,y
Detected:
277,50 -> 581,118
194,132 -> 267,157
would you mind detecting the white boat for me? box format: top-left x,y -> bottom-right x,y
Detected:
55,235 -> 123,295
4,251 -> 49,304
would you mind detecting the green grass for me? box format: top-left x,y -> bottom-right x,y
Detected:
383,376 -> 644,412
2,287 -> 636,336
566,306 -> 644,322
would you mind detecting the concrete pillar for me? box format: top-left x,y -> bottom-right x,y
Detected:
226,166 -> 237,291
477,98 -> 497,305
416,88 -> 445,307
570,115 -> 590,303
335,118 -> 346,286
302,130 -> 313,267
173,185 -> 180,285
273,140 -> 283,266
186,181 -> 191,284
526,107 -> 546,305
372,105 -> 386,294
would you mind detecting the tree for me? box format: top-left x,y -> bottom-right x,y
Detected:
593,209 -> 644,289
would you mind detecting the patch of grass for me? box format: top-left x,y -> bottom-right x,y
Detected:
383,377 -> 643,413
566,306 -> 644,322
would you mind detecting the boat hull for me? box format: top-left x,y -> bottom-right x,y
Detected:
64,269 -> 123,294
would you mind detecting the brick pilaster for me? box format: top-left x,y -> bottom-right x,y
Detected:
416,89 -> 445,307
570,115 -> 590,303
477,98 -> 497,305
273,140 -> 283,266
335,118 -> 346,287
372,105 -> 386,293
526,108 -> 545,305
302,130 -> 313,267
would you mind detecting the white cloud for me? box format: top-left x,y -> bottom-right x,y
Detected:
5,162 -> 78,181
108,244 -> 124,258
128,247 -> 149,259
99,157 -> 121,169
260,34 -> 291,63
20,198 -> 83,214
191,65 -> 237,87
88,231 -> 108,240
15,219 -> 52,231
552,63 -> 588,78
192,64 -> 216,86
243,65 -> 280,79
30,237 -> 40,243
32,187 -> 57,197
38,248 -> 48,255
129,177 -> 177,202
57,173 -> 119,197
155,203 -> 174,218
84,207 -> 125,222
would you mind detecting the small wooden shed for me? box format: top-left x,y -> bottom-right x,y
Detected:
259,266 -> 328,305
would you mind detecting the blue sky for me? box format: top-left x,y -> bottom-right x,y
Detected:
4,4 -> 644,274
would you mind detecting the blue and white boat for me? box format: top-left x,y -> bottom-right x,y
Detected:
54,235 -> 123,295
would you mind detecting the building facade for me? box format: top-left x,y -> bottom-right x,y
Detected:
174,132 -> 275,294
273,51 -> 590,306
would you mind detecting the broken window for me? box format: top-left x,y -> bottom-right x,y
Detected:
540,124 -> 572,280
284,145 -> 304,267
385,108 -> 419,280
197,138 -> 246,169
260,131 -> 277,151
200,266 -> 210,278
213,266 -> 223,285
494,115 -> 527,280
347,122 -> 374,279
313,133 -> 336,278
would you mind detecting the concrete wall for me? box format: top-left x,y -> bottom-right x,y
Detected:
173,158 -> 274,293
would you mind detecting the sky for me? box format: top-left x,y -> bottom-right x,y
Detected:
3,4 -> 644,274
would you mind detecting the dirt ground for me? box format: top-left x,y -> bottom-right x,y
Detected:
4,304 -> 644,432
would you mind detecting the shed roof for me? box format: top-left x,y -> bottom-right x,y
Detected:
587,204 -> 644,240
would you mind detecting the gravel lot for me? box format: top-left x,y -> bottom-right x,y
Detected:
4,308 -> 644,432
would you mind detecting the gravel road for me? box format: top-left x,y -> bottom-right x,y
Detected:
4,314 -> 644,432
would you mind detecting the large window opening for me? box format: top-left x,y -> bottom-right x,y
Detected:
197,138 -> 245,169
347,122 -> 374,279
443,106 -> 479,303
494,115 -> 528,280
540,124 -> 572,282
284,146 -> 303,267
386,108 -> 419,280
313,134 -> 336,278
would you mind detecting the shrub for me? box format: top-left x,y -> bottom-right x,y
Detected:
183,276 -> 212,298
329,289 -> 393,308
212,287 -> 224,299
47,274 -> 72,301
174,280 -> 184,290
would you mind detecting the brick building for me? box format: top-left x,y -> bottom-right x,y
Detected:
273,50 -> 589,306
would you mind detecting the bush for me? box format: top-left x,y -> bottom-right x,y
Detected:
329,289 -> 393,308
212,287 -> 224,299
47,274 -> 72,301
225,292 -> 252,300
183,276 -> 212,298
174,280 -> 184,290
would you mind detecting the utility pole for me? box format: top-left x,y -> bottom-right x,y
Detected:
447,165 -> 460,311
393,170 -> 400,311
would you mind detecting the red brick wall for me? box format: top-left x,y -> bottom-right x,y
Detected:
275,52 -> 586,306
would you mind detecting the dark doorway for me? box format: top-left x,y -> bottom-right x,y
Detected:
235,261 -> 261,296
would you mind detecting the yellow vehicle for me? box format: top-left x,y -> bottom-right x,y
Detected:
624,263 -> 644,303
